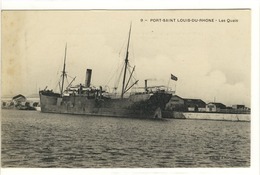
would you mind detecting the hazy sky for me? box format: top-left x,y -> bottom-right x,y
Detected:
2,10 -> 250,106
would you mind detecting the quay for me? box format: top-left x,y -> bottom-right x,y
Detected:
163,111 -> 250,122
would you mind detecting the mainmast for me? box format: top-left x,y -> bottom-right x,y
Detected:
60,43 -> 67,95
121,24 -> 132,98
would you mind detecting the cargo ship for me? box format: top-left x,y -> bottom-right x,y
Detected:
39,25 -> 172,119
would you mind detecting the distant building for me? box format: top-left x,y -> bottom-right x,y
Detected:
165,95 -> 185,111
1,101 -> 7,107
206,102 -> 226,112
244,107 -> 251,113
1,101 -> 14,108
232,105 -> 245,109
12,94 -> 26,105
184,98 -> 206,112
231,105 -> 250,114
166,95 -> 206,112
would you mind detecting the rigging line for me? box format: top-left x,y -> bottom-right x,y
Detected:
54,81 -> 59,92
67,74 -> 74,79
127,66 -> 132,74
114,63 -> 125,90
117,64 -> 125,84
66,77 -> 69,86
54,75 -> 60,91
124,66 -> 136,92
124,39 -> 134,70
58,82 -> 61,92
54,77 -> 61,92
132,76 -> 137,82
127,68 -> 134,85
106,72 -> 116,86
66,76 -> 76,90
106,61 -> 124,86
127,65 -> 137,82
118,37 -> 128,57
127,67 -> 132,77
128,65 -> 134,69
131,41 -> 135,65
127,61 -> 134,68
55,74 -> 62,91
132,65 -> 138,82
107,70 -> 119,87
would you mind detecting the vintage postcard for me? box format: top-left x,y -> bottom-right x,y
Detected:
1,4 -> 258,175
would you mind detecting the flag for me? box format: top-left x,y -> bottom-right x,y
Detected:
171,74 -> 178,81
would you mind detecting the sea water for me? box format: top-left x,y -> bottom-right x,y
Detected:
1,109 -> 250,168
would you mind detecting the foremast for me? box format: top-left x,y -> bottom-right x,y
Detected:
120,24 -> 138,98
60,43 -> 67,96
121,24 -> 132,98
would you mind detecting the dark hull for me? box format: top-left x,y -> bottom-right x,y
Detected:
39,92 -> 172,119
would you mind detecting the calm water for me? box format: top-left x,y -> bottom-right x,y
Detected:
1,109 -> 250,168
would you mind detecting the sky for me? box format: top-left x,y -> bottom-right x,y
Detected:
1,10 -> 251,107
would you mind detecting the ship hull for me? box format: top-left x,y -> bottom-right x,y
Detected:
39,92 -> 172,119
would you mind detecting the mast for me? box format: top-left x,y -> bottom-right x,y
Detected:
121,23 -> 132,98
60,43 -> 67,95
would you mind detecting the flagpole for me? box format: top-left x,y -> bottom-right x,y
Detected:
167,77 -> 170,92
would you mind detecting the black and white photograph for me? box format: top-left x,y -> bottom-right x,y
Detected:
1,3 -> 259,175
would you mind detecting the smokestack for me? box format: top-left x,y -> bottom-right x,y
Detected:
145,79 -> 148,92
85,69 -> 92,87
